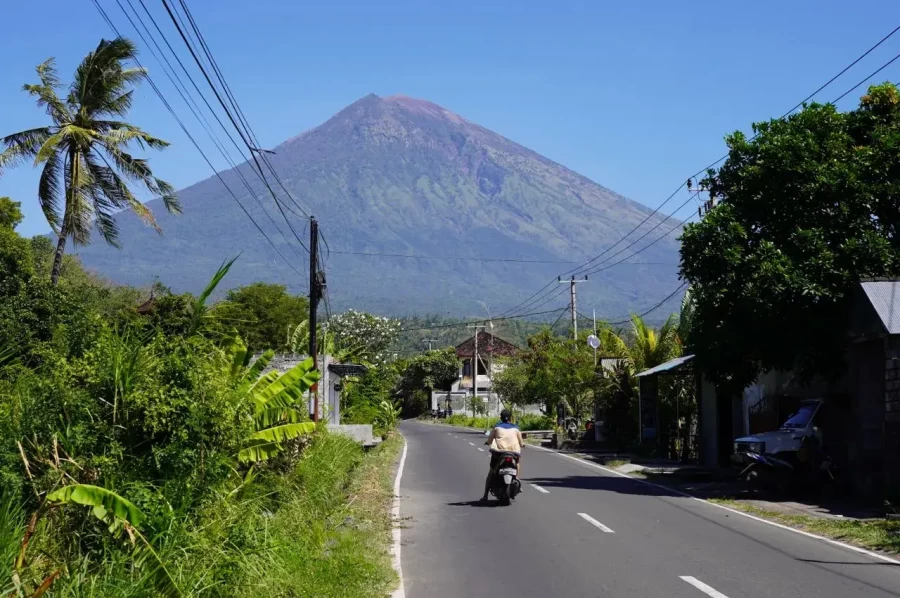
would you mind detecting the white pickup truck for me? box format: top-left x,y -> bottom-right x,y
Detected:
732,399 -> 824,464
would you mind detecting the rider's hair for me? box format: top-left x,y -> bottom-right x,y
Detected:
500,409 -> 511,423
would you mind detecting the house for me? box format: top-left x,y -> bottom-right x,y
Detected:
431,331 -> 519,414
695,279 -> 900,497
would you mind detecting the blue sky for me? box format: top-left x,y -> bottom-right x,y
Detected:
1,0 -> 898,238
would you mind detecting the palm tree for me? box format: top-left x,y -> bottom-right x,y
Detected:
0,38 -> 179,285
628,313 -> 681,372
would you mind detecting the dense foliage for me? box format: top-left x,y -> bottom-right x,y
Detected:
681,83 -> 900,390
491,313 -> 691,454
0,208 -> 397,595
216,282 -> 309,353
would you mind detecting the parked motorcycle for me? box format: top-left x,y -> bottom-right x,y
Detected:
489,452 -> 521,506
740,434 -> 834,493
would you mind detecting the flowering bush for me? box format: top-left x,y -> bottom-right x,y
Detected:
326,310 -> 401,366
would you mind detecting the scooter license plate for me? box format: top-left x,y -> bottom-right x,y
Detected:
499,468 -> 517,476
502,475 -> 513,484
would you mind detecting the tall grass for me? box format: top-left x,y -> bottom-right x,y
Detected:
5,433 -> 401,597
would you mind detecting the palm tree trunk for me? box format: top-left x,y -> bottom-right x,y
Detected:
50,228 -> 67,285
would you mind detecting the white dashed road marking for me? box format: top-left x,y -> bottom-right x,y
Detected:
468,442 -> 475,446
679,576 -> 729,598
577,513 -> 615,533
477,448 -> 485,452
530,484 -> 549,494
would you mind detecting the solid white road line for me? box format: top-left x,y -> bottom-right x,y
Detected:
390,437 -> 408,598
524,443 -> 900,565
477,448 -> 485,452
679,576 -> 730,598
530,483 -> 550,494
577,512 -> 615,533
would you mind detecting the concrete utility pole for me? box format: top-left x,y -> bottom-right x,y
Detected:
423,339 -> 439,351
559,275 -> 588,340
309,217 -> 320,423
466,325 -> 486,416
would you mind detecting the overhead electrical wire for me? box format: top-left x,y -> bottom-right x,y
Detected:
173,0 -> 314,223
499,23 -> 900,320
398,307 -> 569,333
88,0 -> 306,278
115,0 -> 309,269
325,249 -> 679,265
159,0 -> 311,255
577,45 -> 900,279
604,283 -> 689,326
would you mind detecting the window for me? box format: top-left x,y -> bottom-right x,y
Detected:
781,402 -> 818,429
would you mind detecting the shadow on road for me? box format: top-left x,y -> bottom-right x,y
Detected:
446,500 -> 505,508
797,559 -> 900,567
526,474 -> 684,498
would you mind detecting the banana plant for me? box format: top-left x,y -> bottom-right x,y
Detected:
45,484 -> 179,596
228,337 -> 321,463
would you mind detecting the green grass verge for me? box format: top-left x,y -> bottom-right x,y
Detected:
258,434 -> 402,597
603,459 -> 631,469
709,498 -> 900,555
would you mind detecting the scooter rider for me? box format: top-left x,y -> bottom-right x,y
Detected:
480,409 -> 523,501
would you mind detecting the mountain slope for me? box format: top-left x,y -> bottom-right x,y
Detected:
73,94 -> 683,319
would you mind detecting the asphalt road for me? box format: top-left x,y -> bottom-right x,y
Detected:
397,420 -> 900,598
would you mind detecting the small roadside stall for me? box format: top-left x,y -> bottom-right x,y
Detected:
634,355 -> 696,460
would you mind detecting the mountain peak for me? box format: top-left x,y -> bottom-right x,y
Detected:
383,95 -> 465,123
74,94 -> 681,317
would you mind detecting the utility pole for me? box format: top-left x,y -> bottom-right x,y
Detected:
309,217 -> 320,423
559,275 -> 588,339
466,324 -> 485,416
423,339 -> 439,351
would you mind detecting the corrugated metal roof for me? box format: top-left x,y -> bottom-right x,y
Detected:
635,354 -> 695,378
860,280 -> 900,334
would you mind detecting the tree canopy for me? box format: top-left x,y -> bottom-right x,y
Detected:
216,282 -> 309,353
680,83 -> 900,390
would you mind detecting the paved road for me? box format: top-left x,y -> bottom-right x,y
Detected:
398,421 -> 900,598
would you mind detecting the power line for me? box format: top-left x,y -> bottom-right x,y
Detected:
159,0 -> 310,254
499,23 -> 900,318
88,0 -> 305,278
174,0 -> 314,222
583,47 -> 900,276
326,249 -> 679,266
115,0 -> 309,270
604,283 -> 689,326
398,307 -> 568,332
830,50 -> 900,105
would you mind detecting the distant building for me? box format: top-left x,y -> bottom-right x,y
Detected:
432,331 -> 519,414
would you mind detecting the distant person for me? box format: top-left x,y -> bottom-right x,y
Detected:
480,409 -> 523,501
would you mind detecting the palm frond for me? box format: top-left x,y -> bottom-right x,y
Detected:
71,38 -> 142,116
33,131 -> 66,165
37,151 -> 63,231
63,151 -> 96,246
23,59 -> 70,123
0,127 -> 54,174
188,257 -> 238,336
